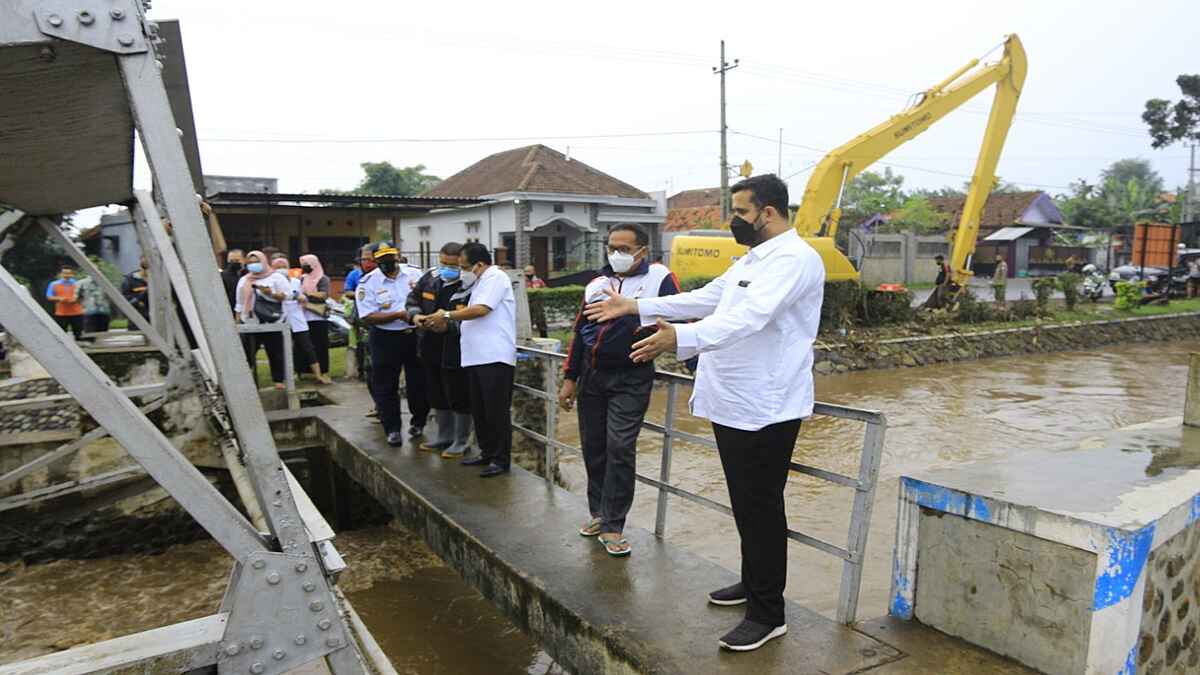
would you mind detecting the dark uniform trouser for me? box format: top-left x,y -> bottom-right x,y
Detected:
368,328 -> 429,435
712,418 -> 802,628
56,315 -> 84,339
467,362 -> 514,469
577,364 -> 654,534
421,342 -> 449,411
441,367 -> 470,414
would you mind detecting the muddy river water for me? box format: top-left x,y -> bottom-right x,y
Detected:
1,340 -> 1196,671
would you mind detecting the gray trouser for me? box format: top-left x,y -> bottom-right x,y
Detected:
577,364 -> 654,535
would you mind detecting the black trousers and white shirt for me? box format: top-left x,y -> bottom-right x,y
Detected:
635,229 -> 826,627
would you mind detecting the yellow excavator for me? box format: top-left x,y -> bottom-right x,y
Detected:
669,34 -> 1027,288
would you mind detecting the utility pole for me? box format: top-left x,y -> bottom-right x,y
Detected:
778,128 -> 783,176
1186,143 -> 1197,224
713,40 -> 738,220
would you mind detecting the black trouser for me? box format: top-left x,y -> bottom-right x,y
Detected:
252,331 -> 286,384
56,315 -> 84,339
467,362 -> 514,469
712,418 -> 803,627
577,364 -> 654,534
421,338 -> 449,410
368,328 -> 429,435
308,320 -> 330,375
84,314 -> 110,333
292,329 -> 318,373
441,367 -> 471,414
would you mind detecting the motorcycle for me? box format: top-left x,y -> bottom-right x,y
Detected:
1082,266 -> 1107,302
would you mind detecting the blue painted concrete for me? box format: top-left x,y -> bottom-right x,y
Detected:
1093,525 -> 1155,612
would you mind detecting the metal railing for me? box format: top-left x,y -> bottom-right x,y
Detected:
512,345 -> 887,625
236,321 -> 299,410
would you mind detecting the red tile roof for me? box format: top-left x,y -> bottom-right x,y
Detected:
926,191 -> 1049,230
668,187 -> 722,209
423,144 -> 648,199
664,205 -> 725,232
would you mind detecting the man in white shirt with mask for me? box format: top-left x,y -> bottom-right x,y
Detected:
559,224 -> 679,557
584,174 -> 825,652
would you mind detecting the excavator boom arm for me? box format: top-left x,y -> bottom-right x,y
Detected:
792,35 -> 1027,288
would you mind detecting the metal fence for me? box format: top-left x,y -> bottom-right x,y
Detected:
511,345 -> 887,625
237,321 -> 299,410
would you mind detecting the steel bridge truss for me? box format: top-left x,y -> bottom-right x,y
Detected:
0,2 -> 388,673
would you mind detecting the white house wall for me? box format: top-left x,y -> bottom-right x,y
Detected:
400,203 -> 514,266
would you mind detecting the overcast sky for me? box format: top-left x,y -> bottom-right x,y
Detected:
116,0 -> 1197,215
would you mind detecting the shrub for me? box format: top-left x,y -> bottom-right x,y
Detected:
860,288 -> 915,326
527,285 -> 584,328
954,289 -> 995,323
821,281 -> 861,331
1006,297 -> 1038,320
1056,272 -> 1081,311
1031,278 -> 1057,314
1113,281 -> 1143,311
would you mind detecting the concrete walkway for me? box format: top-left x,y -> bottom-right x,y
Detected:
269,383 -> 1033,674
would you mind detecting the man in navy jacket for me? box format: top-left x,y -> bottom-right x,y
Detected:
559,224 -> 680,557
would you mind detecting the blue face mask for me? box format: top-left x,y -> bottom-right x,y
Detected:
439,266 -> 460,281
246,262 -> 264,274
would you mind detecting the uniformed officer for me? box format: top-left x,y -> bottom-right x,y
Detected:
585,174 -> 825,652
406,242 -> 464,453
355,242 -> 429,446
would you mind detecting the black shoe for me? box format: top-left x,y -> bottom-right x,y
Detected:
460,455 -> 489,466
408,424 -> 425,437
386,431 -> 404,446
708,582 -> 747,606
479,463 -> 509,478
717,619 -> 787,652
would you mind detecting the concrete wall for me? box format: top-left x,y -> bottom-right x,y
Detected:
913,511 -> 1093,673
398,203 -> 511,264
849,232 -> 949,286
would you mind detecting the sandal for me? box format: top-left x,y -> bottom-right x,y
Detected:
578,517 -> 602,537
598,534 -> 631,557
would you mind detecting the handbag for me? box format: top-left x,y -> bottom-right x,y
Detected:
304,299 -> 329,318
253,297 -> 284,323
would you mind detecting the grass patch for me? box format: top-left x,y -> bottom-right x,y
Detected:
255,344 -> 348,387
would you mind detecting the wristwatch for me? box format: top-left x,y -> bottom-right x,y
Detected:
442,310 -> 452,322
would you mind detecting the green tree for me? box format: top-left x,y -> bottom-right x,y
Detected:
877,195 -> 948,234
324,162 -> 441,196
0,214 -> 74,310
840,167 -> 906,227
1099,159 -> 1168,225
1056,181 -> 1121,230
1143,74 -> 1200,148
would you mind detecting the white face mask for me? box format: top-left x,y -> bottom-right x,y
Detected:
459,268 -> 477,288
608,248 -> 641,274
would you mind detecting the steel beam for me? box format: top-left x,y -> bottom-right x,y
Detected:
118,49 -> 311,556
37,217 -> 177,357
0,265 -> 265,560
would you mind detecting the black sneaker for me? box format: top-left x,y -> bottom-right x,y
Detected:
708,582 -> 747,606
460,454 -> 489,466
479,463 -> 510,478
717,619 -> 787,652
408,424 -> 425,437
386,431 -> 404,446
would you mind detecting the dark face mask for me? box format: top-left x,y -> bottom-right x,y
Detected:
301,265 -> 313,274
729,210 -> 765,247
228,261 -> 242,272
377,259 -> 398,275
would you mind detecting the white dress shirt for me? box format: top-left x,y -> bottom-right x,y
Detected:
461,265 -> 516,367
355,266 -> 423,330
637,229 -> 825,431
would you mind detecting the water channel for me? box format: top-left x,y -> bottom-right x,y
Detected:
1,340 -> 1196,671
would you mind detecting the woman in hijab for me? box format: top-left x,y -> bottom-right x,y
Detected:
234,250 -> 289,389
274,257 -> 333,385
299,253 -> 332,376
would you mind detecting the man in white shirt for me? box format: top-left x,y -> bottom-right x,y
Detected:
419,242 -> 516,478
584,174 -> 825,652
356,243 -> 427,446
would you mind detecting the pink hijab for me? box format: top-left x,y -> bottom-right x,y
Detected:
300,254 -> 325,295
238,250 -> 273,319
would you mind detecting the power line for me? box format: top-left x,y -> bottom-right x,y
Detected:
199,130 -> 717,144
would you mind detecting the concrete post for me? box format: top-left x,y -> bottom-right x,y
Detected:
1185,353 -> 1200,427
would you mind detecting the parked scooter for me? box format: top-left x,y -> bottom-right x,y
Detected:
1082,264 -> 1106,302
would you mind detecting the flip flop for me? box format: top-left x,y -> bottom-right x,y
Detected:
578,517 -> 602,537
598,535 -> 631,557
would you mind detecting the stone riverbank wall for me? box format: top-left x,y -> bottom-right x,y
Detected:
649,312 -> 1200,378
